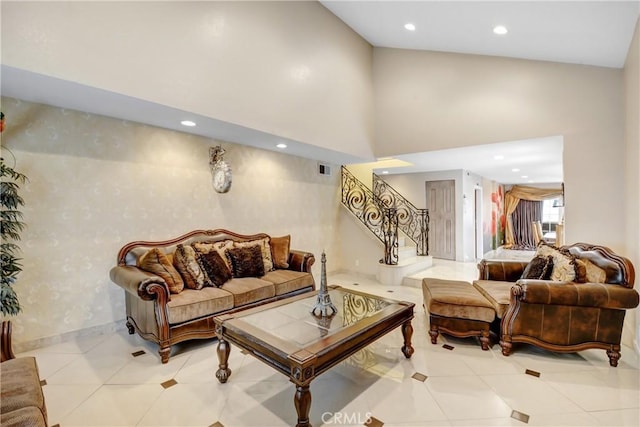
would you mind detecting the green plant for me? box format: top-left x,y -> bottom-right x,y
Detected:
1,148 -> 28,316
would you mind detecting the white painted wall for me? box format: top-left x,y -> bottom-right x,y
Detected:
373,48 -> 626,252
1,1 -> 375,161
623,18 -> 640,352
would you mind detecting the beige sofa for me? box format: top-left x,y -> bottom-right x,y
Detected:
110,229 -> 315,363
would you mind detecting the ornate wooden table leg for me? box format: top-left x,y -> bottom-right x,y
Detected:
401,320 -> 414,358
294,384 -> 312,427
215,338 -> 232,383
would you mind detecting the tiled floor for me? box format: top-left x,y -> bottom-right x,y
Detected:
19,260 -> 640,426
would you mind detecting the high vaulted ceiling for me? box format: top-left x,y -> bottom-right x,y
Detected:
319,0 -> 639,183
320,0 -> 640,68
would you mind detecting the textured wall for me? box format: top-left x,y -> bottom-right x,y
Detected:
1,97 -> 342,347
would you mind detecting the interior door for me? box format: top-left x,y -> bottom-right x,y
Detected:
426,180 -> 456,260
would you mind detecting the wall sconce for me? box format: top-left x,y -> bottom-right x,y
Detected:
210,145 -> 232,193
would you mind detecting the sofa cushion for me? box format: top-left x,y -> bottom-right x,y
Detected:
521,255 -> 554,280
472,280 -> 513,318
1,406 -> 47,427
166,287 -> 234,324
0,357 -> 46,421
270,235 -> 291,269
173,244 -> 207,290
221,277 -> 275,306
233,238 -> 274,272
422,279 -> 495,323
137,248 -> 184,294
534,242 -> 577,282
197,250 -> 232,287
226,245 -> 265,278
261,270 -> 313,295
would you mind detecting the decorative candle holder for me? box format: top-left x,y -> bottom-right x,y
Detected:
311,252 -> 337,317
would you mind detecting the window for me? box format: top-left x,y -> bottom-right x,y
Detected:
541,198 -> 563,233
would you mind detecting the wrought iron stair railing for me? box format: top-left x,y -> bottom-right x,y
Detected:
341,167 -> 398,264
373,173 -> 430,256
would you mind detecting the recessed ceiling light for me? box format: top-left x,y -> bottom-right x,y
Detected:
512,168 -> 520,172
493,25 -> 508,35
404,23 -> 416,31
528,180 -> 534,183
494,155 -> 504,160
276,143 -> 287,149
382,170 -> 389,174
521,175 -> 529,179
180,120 -> 196,127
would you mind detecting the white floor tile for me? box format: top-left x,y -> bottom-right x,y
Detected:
543,371 -> 640,411
42,383 -> 101,426
588,408 -> 640,426
425,375 -> 513,420
137,382 -> 228,426
60,384 -> 164,426
481,373 -> 584,415
363,377 -> 448,424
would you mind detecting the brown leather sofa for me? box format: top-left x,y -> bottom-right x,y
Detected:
475,243 -> 638,366
110,229 -> 315,363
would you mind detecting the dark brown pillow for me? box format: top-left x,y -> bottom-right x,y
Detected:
521,255 -> 554,280
226,245 -> 265,278
270,235 -> 290,269
197,250 -> 232,287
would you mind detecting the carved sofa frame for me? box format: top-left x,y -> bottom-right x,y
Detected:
475,243 -> 638,366
110,229 -> 315,363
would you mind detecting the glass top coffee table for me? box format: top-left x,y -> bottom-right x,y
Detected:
213,285 -> 415,427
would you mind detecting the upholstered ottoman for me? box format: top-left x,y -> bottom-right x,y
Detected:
422,278 -> 496,350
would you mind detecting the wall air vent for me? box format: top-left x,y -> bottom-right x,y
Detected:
318,163 -> 331,176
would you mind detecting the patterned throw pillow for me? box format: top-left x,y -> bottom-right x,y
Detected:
534,242 -> 577,282
226,245 -> 265,278
193,240 -> 234,269
582,258 -> 607,283
270,235 -> 290,269
521,255 -> 554,280
137,248 -> 184,294
233,238 -> 274,272
173,244 -> 207,290
197,250 -> 232,287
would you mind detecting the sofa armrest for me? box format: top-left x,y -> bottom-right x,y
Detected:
288,250 -> 315,273
109,266 -> 170,301
477,260 -> 529,282
513,280 -> 640,309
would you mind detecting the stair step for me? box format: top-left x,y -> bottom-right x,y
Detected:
376,256 -> 433,286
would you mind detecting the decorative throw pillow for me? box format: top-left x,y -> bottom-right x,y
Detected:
193,240 -> 234,269
573,258 -> 588,283
197,250 -> 232,287
521,255 -> 554,280
226,245 -> 265,278
233,238 -> 274,272
137,248 -> 184,294
270,235 -> 291,269
173,244 -> 207,290
582,258 -> 607,283
534,242 -> 577,282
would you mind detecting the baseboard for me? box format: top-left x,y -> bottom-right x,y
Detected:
14,321 -> 126,354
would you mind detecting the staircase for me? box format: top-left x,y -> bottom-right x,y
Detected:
341,166 -> 432,286
377,236 -> 433,286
